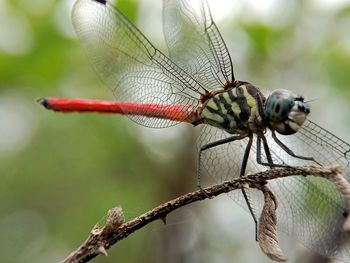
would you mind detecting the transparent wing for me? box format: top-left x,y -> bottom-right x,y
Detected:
198,125 -> 263,218
258,120 -> 350,262
163,0 -> 234,90
72,0 -> 205,128
199,119 -> 350,262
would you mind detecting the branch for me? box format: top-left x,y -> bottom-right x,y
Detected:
60,165 -> 348,263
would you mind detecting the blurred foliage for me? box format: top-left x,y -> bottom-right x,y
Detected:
0,0 -> 350,263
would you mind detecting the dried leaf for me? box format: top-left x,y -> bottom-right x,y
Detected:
258,185 -> 288,262
325,172 -> 350,232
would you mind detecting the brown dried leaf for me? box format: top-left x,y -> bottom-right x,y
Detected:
325,172 -> 350,232
258,185 -> 288,262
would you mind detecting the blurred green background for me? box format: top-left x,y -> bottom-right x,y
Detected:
1,0 -> 350,262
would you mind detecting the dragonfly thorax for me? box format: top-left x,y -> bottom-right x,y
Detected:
264,89 -> 310,135
200,83 -> 266,135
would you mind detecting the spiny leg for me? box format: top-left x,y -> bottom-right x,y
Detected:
198,134 -> 258,240
256,133 -> 286,168
197,134 -> 245,192
238,134 -> 259,241
271,130 -> 320,164
256,133 -> 289,168
256,132 -> 316,168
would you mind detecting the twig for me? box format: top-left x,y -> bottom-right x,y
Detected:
60,165 -> 344,263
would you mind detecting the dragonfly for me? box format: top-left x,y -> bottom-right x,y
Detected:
39,0 -> 350,261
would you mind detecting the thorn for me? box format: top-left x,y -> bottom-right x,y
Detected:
161,216 -> 167,224
96,246 -> 108,256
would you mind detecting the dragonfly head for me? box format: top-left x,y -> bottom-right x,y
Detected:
264,89 -> 310,135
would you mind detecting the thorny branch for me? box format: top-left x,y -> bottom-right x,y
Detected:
60,165 -> 350,263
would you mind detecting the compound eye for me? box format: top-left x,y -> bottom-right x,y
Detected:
275,101 -> 292,120
264,89 -> 294,122
265,89 -> 310,135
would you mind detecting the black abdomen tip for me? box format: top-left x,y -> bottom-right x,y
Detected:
37,98 -> 49,108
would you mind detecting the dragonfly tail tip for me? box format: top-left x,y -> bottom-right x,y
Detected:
37,97 -> 49,109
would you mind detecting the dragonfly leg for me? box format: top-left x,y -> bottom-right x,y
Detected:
238,135 -> 259,241
198,134 -> 258,240
256,133 -> 290,168
271,130 -> 320,165
197,134 -> 245,195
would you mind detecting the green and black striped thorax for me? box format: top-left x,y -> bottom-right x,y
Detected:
198,82 -> 311,136
199,82 -> 267,135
